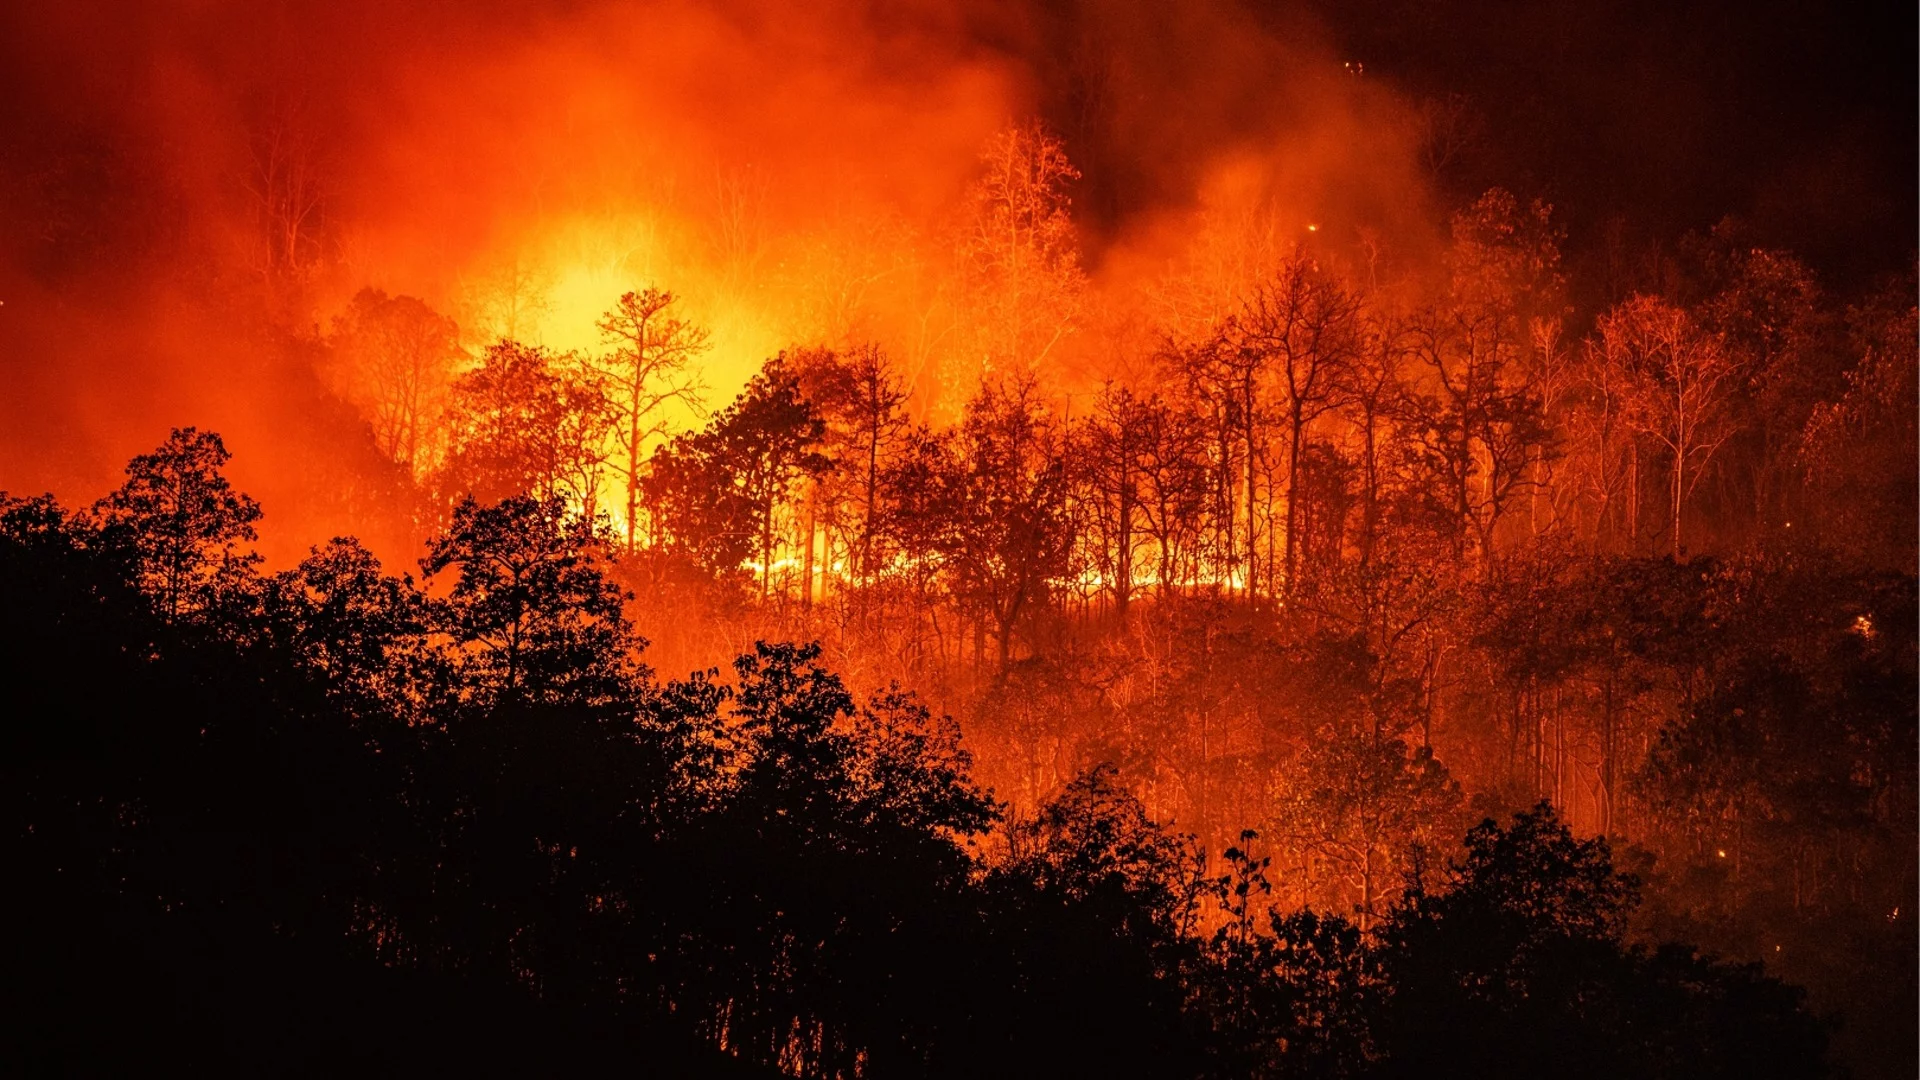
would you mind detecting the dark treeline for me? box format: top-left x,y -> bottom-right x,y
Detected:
1,429 -> 1854,1077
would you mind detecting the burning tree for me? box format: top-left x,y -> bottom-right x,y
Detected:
643,356 -> 829,597
790,344 -> 913,602
327,288 -> 462,477
588,288 -> 711,552
441,341 -> 614,516
1231,256 -> 1362,599
957,123 -> 1087,391
1405,190 -> 1564,575
1597,295 -> 1738,558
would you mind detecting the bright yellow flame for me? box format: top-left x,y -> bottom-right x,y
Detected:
465,211 -> 786,426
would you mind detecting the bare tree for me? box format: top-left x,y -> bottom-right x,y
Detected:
1573,313 -> 1651,551
1413,92 -> 1484,184
1233,257 -> 1360,598
710,165 -> 770,296
328,288 -> 462,476
588,288 -> 711,551
1339,312 -> 1415,568
1132,392 -> 1211,599
1155,331 -> 1256,598
244,98 -> 328,286
794,345 -> 912,593
1799,299 -> 1919,570
1166,332 -> 1262,600
1080,382 -> 1158,618
1601,295 -> 1738,558
1406,191 -> 1565,575
959,123 -> 1086,388
460,257 -> 553,346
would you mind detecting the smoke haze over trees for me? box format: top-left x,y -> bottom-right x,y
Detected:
0,1 -> 1913,1076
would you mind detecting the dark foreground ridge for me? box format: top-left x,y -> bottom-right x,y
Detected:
0,429 -> 1877,1077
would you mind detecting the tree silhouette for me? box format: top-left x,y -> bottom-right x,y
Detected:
791,345 -> 911,597
327,288 -> 462,475
7,451 -> 1851,1077
718,356 -> 831,601
267,536 -> 430,707
1370,804 -> 1828,1080
589,288 -> 710,552
940,376 -> 1074,670
1232,255 -> 1360,599
642,431 -> 757,581
93,427 -> 262,624
959,122 -> 1086,389
643,355 -> 829,596
1600,295 -> 1739,558
422,494 -> 640,707
442,340 -> 613,512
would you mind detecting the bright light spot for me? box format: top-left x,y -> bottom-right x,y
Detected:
1306,224 -> 1319,232
745,557 -> 803,577
1851,614 -> 1875,639
1715,849 -> 1727,859
463,213 -> 780,431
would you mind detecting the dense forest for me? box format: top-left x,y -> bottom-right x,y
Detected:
0,428 -> 1866,1077
4,145 -> 1915,1071
1,1 -> 1914,1073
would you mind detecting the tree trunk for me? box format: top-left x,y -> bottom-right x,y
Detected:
1284,412 -> 1302,599
802,498 -> 816,610
1627,444 -> 1640,554
625,410 -> 641,554
1244,402 -> 1259,606
1671,442 -> 1685,559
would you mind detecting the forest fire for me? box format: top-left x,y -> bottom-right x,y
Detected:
1,1 -> 1914,1077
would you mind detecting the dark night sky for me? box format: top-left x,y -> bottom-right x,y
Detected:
1310,0 -> 1916,290
1004,0 -> 1915,292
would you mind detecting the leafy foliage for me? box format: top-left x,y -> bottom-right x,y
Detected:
1,434 -> 1845,1076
